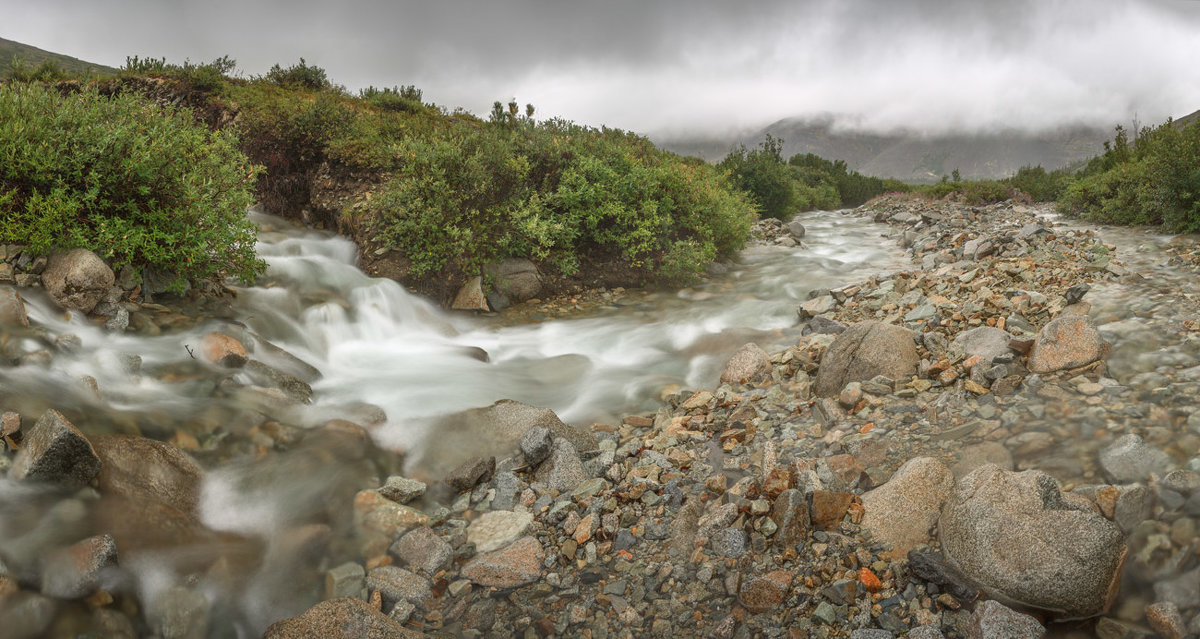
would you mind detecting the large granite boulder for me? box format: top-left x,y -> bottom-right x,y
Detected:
861,457 -> 955,558
41,249 -> 114,314
263,597 -> 425,639
483,258 -> 541,302
814,321 -> 919,396
720,343 -> 773,384
1027,314 -> 1109,374
91,435 -> 204,516
940,465 -> 1126,618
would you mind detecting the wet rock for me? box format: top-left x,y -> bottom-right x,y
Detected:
1094,618 -> 1156,639
444,456 -> 496,492
0,592 -> 57,639
324,562 -> 366,599
1100,434 -> 1172,483
814,321 -> 919,397
201,332 -> 248,368
263,597 -> 421,639
771,489 -> 811,548
452,276 -> 490,311
1027,314 -> 1110,374
40,533 -> 118,599
467,510 -> 534,553
967,600 -> 1045,639
149,585 -> 210,639
533,438 -> 585,492
243,360 -> 313,402
787,220 -> 807,239
423,400 -> 595,477
483,258 -> 541,302
940,465 -> 1126,618
1145,601 -> 1185,639
1153,567 -> 1200,611
378,476 -> 426,504
720,343 -> 773,384
391,526 -> 452,576
1,411 -> 20,438
41,249 -> 114,314
806,315 -> 848,335
0,286 -> 29,327
1064,283 -> 1090,305
461,535 -> 544,588
952,327 -> 1013,363
366,565 -> 432,612
11,409 -> 101,489
951,442 -> 1014,479
353,489 -> 431,553
92,434 -> 204,515
861,457 -> 954,558
519,425 -> 553,466
799,295 -> 837,319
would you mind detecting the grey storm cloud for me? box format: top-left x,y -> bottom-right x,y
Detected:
4,0 -> 1200,136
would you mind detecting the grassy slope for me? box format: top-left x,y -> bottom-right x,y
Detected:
0,37 -> 116,76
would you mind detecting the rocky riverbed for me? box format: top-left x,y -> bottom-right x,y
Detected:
1,195 -> 1199,638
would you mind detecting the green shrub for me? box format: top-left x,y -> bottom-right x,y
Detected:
718,135 -> 799,219
1004,165 -> 1074,202
263,58 -> 331,91
4,58 -> 71,83
0,84 -> 263,288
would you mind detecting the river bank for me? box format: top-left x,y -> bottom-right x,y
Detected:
1,195 -> 1198,638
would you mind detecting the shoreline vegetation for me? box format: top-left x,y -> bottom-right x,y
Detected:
3,55 -> 1196,313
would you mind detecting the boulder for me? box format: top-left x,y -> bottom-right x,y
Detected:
952,327 -> 1013,363
91,434 -> 204,515
1027,314 -> 1110,374
444,456 -> 495,492
786,220 -> 806,239
940,465 -> 1126,618
483,258 -> 541,302
861,457 -> 955,558
532,438 -> 584,493
0,286 -> 29,327
263,597 -> 423,639
451,276 -> 490,312
798,295 -> 836,319
10,409 -> 101,489
378,476 -> 426,504
40,249 -> 114,314
519,426 -> 553,466
720,343 -> 773,384
461,536 -> 544,588
418,400 -> 595,477
814,321 -> 919,397
353,489 -> 431,555
366,566 -> 432,613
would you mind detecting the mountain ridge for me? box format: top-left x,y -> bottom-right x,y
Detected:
0,36 -> 116,77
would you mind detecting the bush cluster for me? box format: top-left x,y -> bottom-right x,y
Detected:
1060,122 -> 1200,232
366,118 -> 754,284
0,84 -> 263,289
718,136 -> 893,218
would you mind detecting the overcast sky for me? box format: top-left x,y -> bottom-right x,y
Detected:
4,0 -> 1200,138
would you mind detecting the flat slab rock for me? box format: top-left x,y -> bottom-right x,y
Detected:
461,535 -> 544,588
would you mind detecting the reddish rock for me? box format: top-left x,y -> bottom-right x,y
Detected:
738,571 -> 793,613
1,411 -> 20,438
202,332 -> 248,368
462,536 -> 544,588
451,276 -> 489,312
1027,314 -> 1109,374
354,489 -> 431,556
810,491 -> 855,529
761,467 -> 791,498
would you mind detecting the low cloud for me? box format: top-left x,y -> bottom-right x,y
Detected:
6,0 -> 1199,136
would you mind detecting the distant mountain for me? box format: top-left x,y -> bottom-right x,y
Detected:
657,117 -> 1113,183
1173,108 -> 1200,130
0,37 -> 116,77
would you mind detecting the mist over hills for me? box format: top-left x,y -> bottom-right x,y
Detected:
0,37 -> 116,76
656,118 -> 1116,183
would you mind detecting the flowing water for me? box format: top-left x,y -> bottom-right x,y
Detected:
2,208 -> 1197,635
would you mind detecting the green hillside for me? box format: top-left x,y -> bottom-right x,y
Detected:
0,36 -> 116,77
